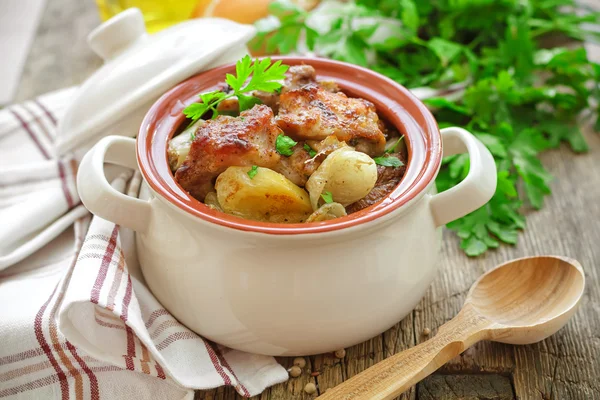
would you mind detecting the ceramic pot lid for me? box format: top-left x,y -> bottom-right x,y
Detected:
55,8 -> 255,156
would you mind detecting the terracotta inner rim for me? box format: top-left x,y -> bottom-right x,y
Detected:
137,57 -> 442,235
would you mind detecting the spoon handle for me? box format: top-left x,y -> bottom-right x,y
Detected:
317,305 -> 492,400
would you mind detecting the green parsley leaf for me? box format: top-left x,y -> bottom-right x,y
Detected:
321,191 -> 334,204
373,155 -> 404,168
183,90 -> 228,121
237,93 -> 262,112
461,235 -> 488,257
276,134 -> 297,156
245,58 -> 289,93
423,98 -> 470,115
304,143 -> 317,157
247,165 -> 259,179
428,38 -> 463,67
473,133 -> 508,159
225,55 -> 253,92
399,0 -> 419,32
183,103 -> 209,121
385,135 -> 404,154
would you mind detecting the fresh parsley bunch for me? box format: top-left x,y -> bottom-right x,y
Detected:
254,0 -> 600,256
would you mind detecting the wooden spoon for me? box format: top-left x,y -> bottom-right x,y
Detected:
317,256 -> 585,400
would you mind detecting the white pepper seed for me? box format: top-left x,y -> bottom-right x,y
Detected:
423,327 -> 431,336
334,349 -> 346,359
304,382 -> 317,395
288,366 -> 302,378
293,357 -> 306,368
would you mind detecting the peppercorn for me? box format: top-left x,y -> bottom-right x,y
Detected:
334,349 -> 346,359
293,357 -> 306,368
288,366 -> 302,378
423,327 -> 431,336
304,382 -> 317,395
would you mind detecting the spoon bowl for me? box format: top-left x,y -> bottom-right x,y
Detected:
468,256 -> 585,344
318,255 -> 586,400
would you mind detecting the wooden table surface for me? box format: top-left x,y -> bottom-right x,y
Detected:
16,0 -> 600,398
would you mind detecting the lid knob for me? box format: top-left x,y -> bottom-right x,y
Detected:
87,8 -> 147,61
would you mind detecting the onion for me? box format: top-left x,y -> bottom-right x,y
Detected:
305,147 -> 377,209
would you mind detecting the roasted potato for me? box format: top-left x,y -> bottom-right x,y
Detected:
215,166 -> 312,223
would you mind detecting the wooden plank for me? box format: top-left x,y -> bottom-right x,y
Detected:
418,374 -> 514,400
311,350 -> 344,394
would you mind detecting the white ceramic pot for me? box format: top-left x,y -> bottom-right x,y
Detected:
77,57 -> 497,356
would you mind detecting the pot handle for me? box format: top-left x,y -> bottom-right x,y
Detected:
77,136 -> 151,233
429,127 -> 497,227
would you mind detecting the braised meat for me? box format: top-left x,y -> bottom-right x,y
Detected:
276,84 -> 386,156
273,144 -> 315,187
282,65 -> 315,92
252,91 -> 280,112
174,105 -> 281,200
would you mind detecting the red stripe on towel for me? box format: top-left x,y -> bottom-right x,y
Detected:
57,160 -> 75,208
9,108 -> 51,159
90,226 -> 119,304
203,341 -> 232,386
33,284 -> 69,400
120,275 -> 136,371
34,99 -> 58,126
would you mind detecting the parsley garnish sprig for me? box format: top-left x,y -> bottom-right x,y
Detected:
373,155 -> 404,168
276,134 -> 297,156
247,165 -> 259,179
304,143 -> 317,157
183,55 -> 288,123
374,135 -> 405,167
255,0 -> 600,256
321,191 -> 334,204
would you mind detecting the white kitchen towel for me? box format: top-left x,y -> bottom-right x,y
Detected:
0,87 -> 84,270
0,89 -> 288,399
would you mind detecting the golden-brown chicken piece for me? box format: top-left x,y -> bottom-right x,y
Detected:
174,105 -> 281,201
276,84 -> 386,156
